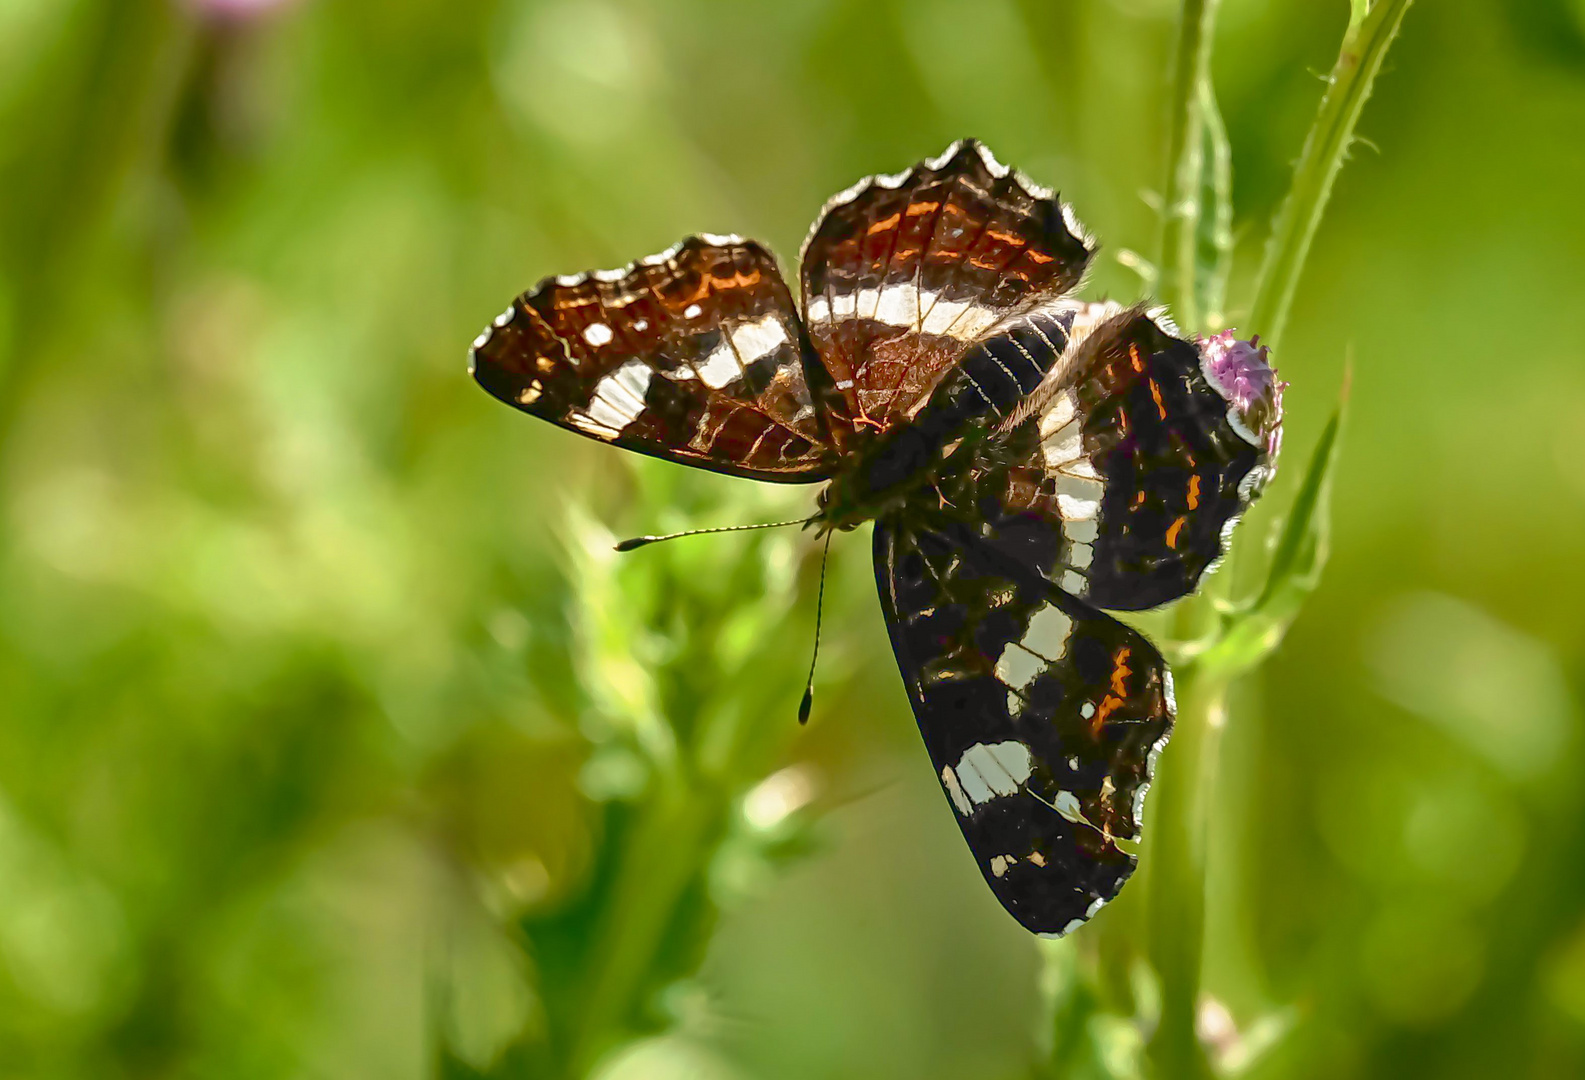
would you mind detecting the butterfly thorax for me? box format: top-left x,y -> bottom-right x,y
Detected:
814,392 -> 1006,534
812,306 -> 1056,535
815,427 -> 942,531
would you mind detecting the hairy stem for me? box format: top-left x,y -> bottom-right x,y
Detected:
1246,0 -> 1415,351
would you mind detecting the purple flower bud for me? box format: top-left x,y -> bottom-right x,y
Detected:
1198,329 -> 1284,460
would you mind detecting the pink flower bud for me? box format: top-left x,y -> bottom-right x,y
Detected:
1198,329 -> 1284,459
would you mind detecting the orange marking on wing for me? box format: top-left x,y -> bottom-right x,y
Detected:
553,292 -> 599,312
1148,379 -> 1168,421
709,267 -> 763,291
1133,489 -> 1147,508
1128,343 -> 1146,373
673,279 -> 712,304
1026,249 -> 1053,264
905,200 -> 940,217
867,213 -> 901,235
1165,516 -> 1186,549
1091,648 -> 1136,734
1092,695 -> 1121,735
1187,474 -> 1201,510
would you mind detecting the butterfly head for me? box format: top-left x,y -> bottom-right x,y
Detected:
1198,330 -> 1284,460
813,484 -> 870,535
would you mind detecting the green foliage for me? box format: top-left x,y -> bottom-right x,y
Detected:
4,2 -> 1585,1080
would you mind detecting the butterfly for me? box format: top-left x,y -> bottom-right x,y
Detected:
469,140 -> 1283,936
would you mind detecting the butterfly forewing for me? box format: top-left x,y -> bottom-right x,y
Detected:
800,140 -> 1094,445
875,520 -> 1173,936
471,235 -> 836,482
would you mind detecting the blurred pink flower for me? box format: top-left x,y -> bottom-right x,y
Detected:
183,0 -> 299,21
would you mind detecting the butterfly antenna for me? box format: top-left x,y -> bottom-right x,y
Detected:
797,531 -> 833,725
614,517 -> 811,552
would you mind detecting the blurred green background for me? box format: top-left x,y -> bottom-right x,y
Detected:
3,0 -> 1584,1077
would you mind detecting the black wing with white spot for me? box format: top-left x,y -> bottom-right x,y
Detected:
799,140 -> 1093,448
874,518 -> 1174,936
471,235 -> 837,483
975,304 -> 1282,611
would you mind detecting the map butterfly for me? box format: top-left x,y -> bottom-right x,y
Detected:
470,141 -> 1283,936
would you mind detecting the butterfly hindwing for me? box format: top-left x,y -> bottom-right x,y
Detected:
975,304 -> 1280,611
471,235 -> 836,482
874,519 -> 1174,935
800,140 -> 1094,446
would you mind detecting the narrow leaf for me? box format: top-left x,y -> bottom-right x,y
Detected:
1193,76 -> 1233,328
1156,0 -> 1221,333
1199,374 -> 1348,679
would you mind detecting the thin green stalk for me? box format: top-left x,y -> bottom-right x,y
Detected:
1246,0 -> 1415,351
1144,667 -> 1227,1080
1156,0 -> 1221,330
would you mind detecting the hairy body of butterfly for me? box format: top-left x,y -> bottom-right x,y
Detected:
470,140 -> 1283,936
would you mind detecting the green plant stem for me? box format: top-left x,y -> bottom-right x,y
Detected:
567,774 -> 720,1077
1194,78 -> 1234,329
1138,7 -> 1406,1073
1246,0 -> 1414,351
1157,0 -> 1221,330
1144,665 -> 1228,1080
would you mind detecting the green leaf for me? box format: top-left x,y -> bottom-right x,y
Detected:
1200,376 -> 1348,680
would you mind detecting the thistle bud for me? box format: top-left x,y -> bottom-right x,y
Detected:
1199,329 -> 1284,460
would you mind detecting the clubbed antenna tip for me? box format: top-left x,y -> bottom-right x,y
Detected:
612,516 -> 813,553
797,532 -> 833,727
